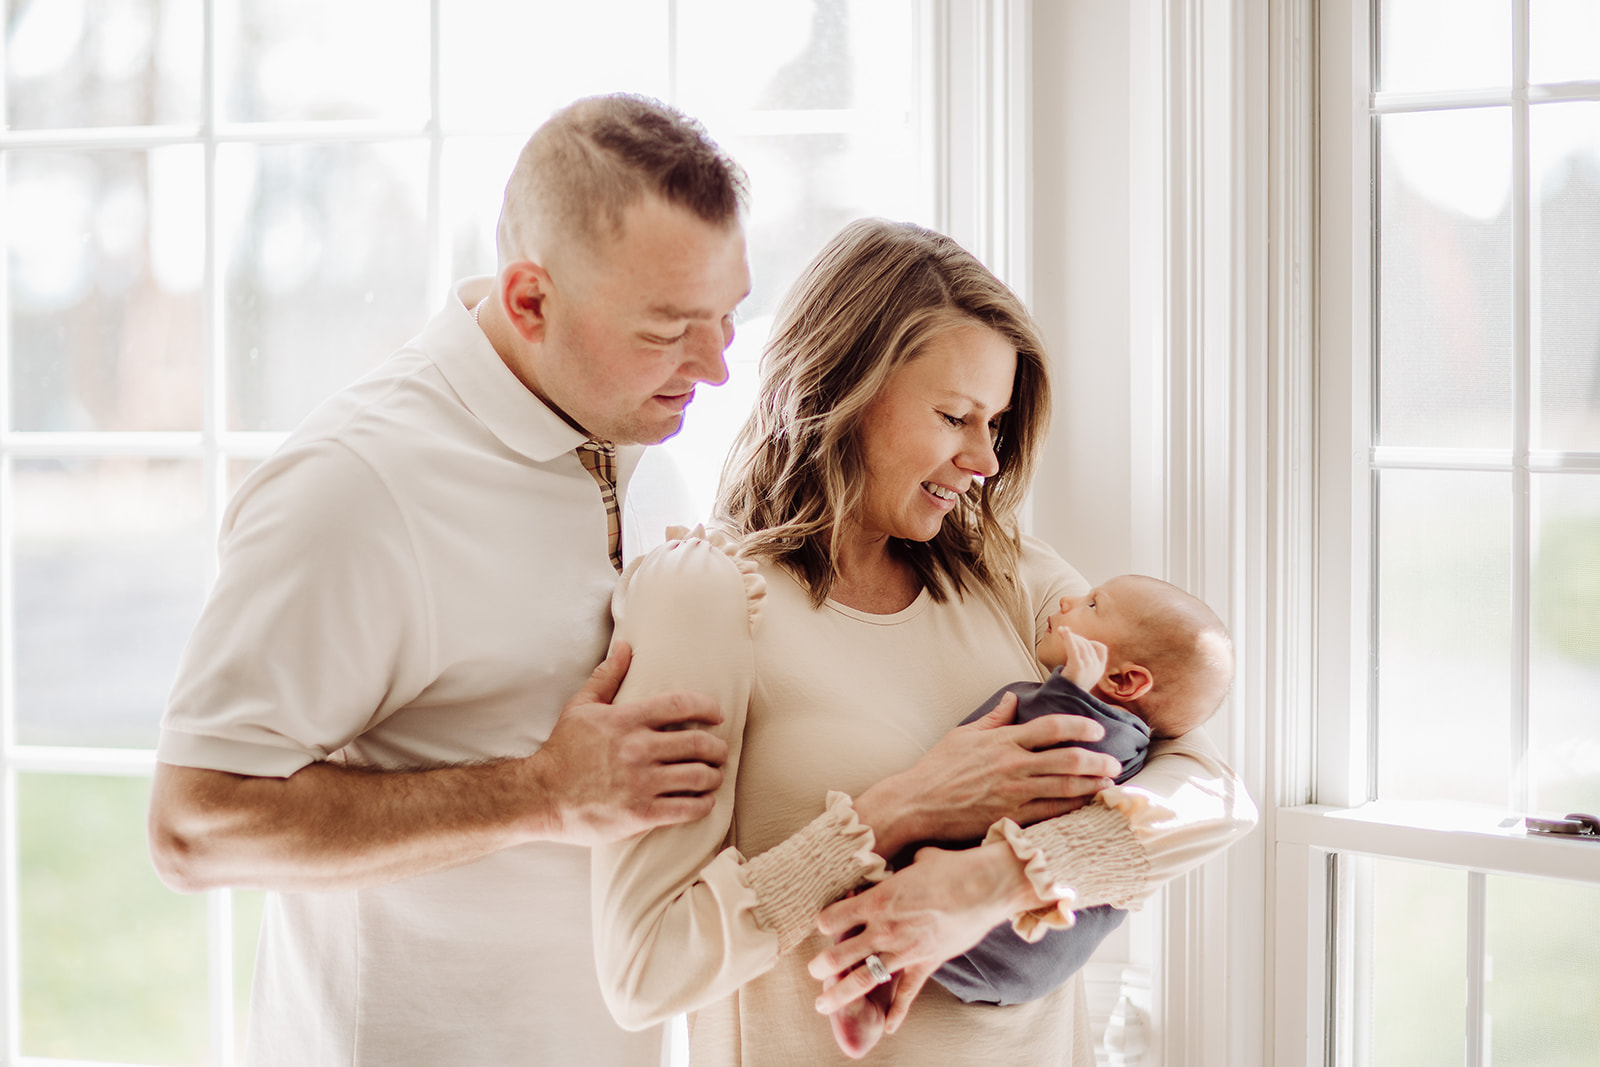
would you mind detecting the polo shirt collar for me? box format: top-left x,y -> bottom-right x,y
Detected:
424,277 -> 589,464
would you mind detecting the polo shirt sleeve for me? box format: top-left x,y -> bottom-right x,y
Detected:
591,534 -> 887,1031
158,439 -> 433,778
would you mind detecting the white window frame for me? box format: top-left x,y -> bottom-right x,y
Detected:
1271,2 -> 1600,1065
0,3 -> 1030,1065
1034,0 -> 1600,1060
1026,2 -> 1600,1064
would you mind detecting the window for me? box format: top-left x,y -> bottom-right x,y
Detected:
0,2 -> 1029,1062
1277,1 -> 1600,1064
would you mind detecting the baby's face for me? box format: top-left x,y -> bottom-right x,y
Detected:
1040,576 -> 1164,671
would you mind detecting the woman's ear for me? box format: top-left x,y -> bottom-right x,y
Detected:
501,261 -> 552,343
1100,663 -> 1154,703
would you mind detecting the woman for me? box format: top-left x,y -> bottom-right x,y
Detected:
592,219 -> 1254,1065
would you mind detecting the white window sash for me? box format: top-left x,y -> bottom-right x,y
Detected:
1272,2 -> 1600,1066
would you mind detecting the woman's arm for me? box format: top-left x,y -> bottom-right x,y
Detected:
991,726 -> 1256,934
594,532 -> 1158,1028
809,727 -> 1258,1014
591,533 -> 889,1030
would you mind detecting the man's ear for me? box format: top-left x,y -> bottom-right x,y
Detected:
501,261 -> 552,344
1099,663 -> 1154,703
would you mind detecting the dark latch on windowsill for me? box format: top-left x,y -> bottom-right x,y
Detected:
1524,813 -> 1600,840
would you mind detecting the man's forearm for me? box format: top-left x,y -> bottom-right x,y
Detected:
149,646 -> 728,894
148,757 -> 552,894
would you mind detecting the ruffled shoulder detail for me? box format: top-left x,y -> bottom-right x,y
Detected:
662,524 -> 767,629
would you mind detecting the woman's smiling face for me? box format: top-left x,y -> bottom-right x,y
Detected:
853,321 -> 1018,544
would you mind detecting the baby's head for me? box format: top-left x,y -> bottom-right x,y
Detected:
1038,575 -> 1233,739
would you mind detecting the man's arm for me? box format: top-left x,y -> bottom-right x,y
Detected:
149,641 -> 726,893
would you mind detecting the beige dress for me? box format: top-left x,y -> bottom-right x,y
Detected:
592,530 -> 1256,1066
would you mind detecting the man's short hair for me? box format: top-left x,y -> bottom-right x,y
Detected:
496,94 -> 749,268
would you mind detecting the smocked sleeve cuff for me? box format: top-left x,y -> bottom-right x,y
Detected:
983,802 -> 1150,941
745,790 -> 889,952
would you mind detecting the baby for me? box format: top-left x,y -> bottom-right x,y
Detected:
830,574 -> 1233,1058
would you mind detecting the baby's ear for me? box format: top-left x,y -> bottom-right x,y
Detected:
1101,663 -> 1154,702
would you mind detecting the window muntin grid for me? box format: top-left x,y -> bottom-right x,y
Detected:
1369,0 -> 1600,816
1342,2 -> 1600,1064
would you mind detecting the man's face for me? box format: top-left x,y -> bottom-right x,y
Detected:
534,196 -> 751,445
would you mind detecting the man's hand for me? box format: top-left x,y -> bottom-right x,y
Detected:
526,640 -> 728,846
852,694 -> 1119,857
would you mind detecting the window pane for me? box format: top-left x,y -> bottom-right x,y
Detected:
217,0 -> 429,125
1530,0 -> 1600,83
1377,0 -> 1509,94
19,773 -> 208,1063
1530,474 -> 1600,814
1360,857 -> 1467,1067
219,140 -> 430,431
1485,874 -> 1600,1067
5,0 -> 202,129
722,129 -> 923,320
8,147 -> 205,432
1378,109 -> 1513,448
439,1 -> 667,132
676,0 -> 914,117
1376,469 -> 1512,803
1533,101 -> 1600,451
13,457 -> 207,747
441,134 -> 525,284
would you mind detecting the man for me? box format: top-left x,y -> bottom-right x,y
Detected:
148,95 -> 752,1065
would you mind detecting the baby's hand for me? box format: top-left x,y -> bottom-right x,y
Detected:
1050,625 -> 1108,692
824,901 -> 899,1059
826,964 -> 898,1059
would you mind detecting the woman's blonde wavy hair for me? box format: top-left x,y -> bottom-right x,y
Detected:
715,218 -> 1051,606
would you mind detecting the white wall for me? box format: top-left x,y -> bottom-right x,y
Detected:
1029,1 -> 1164,586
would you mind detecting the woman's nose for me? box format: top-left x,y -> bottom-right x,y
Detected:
962,432 -> 1000,478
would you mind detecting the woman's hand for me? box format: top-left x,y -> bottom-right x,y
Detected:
808,842 -> 1048,1021
853,693 -> 1120,858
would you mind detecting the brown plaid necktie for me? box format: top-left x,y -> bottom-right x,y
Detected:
576,440 -> 622,573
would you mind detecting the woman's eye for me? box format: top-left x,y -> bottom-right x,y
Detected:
647,330 -> 688,346
941,412 -> 965,428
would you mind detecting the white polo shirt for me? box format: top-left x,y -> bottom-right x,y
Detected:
160,279 -> 666,1066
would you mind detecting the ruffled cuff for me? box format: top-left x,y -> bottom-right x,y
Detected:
663,524 -> 766,628
983,801 -> 1150,941
745,791 -> 889,952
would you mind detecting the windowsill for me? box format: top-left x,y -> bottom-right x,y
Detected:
1278,802 -> 1600,885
